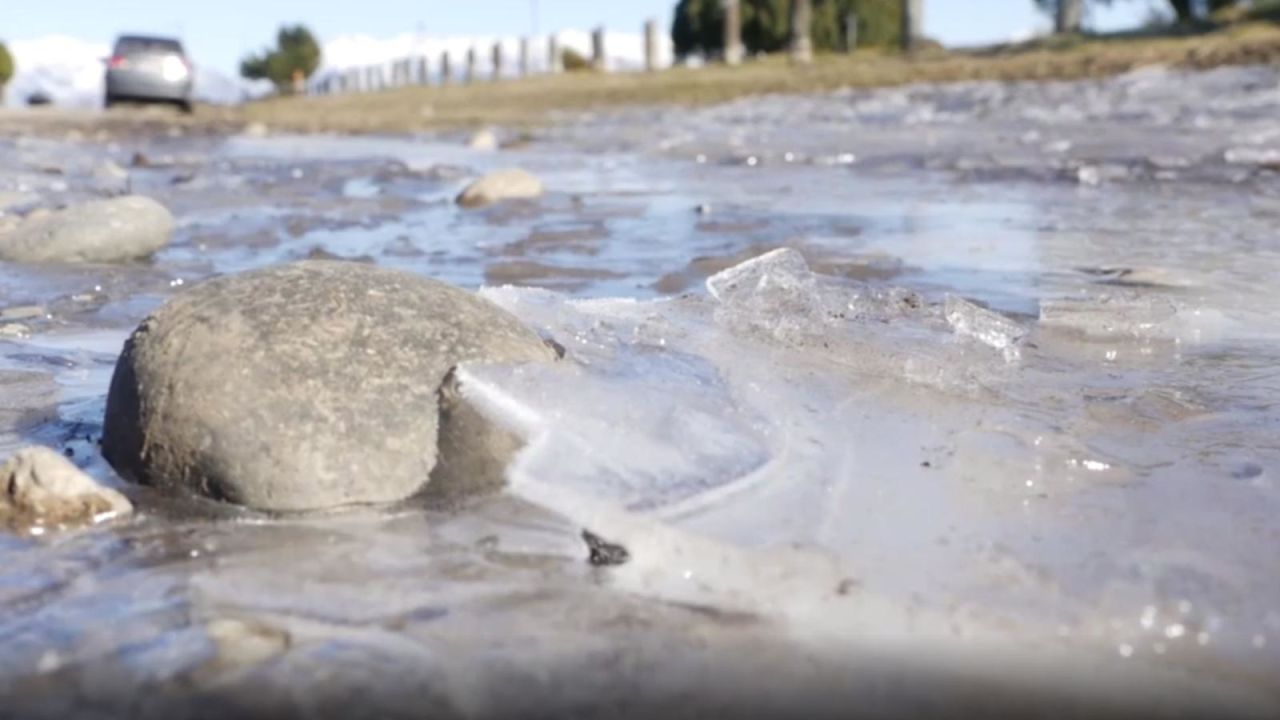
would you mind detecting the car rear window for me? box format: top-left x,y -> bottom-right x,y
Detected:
114,37 -> 184,55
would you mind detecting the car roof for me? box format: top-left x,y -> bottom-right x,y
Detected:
114,35 -> 185,52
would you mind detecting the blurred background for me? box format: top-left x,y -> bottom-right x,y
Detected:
0,0 -> 1262,110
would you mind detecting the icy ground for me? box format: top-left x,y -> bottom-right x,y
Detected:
0,64 -> 1278,717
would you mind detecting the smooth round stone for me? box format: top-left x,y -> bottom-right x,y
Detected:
467,128 -> 499,151
101,260 -> 555,511
0,195 -> 173,263
456,168 -> 543,208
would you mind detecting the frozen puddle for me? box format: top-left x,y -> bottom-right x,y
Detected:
431,248 -> 1279,714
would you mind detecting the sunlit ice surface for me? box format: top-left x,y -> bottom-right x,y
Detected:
0,64 -> 1278,718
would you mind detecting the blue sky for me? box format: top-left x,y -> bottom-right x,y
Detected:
7,0 -> 1159,76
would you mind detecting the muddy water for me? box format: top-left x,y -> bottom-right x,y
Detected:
1,65 -> 1278,718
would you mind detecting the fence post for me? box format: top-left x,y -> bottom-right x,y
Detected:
591,27 -> 606,71
644,20 -> 659,72
492,42 -> 504,80
417,56 -> 430,85
1056,0 -> 1083,33
902,0 -> 923,52
790,0 -> 813,64
441,51 -> 453,84
466,47 -> 477,83
520,37 -> 531,76
548,34 -> 561,73
723,0 -> 744,66
845,13 -> 858,52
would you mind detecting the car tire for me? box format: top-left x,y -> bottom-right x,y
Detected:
104,95 -> 116,110
177,99 -> 194,115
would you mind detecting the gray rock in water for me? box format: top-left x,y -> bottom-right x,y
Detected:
1,446 -> 133,532
0,195 -> 173,263
101,260 -> 556,512
456,168 -> 543,208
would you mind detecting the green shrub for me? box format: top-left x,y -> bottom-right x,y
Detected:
0,42 -> 14,91
561,47 -> 593,72
240,25 -> 321,93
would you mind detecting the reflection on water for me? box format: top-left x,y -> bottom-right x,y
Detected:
0,65 -> 1279,716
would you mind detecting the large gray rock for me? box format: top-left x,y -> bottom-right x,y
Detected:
101,260 -> 555,512
0,195 -> 173,263
456,168 -> 543,208
1,446 -> 133,532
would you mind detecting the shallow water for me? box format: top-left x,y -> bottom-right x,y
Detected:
1,65 -> 1278,717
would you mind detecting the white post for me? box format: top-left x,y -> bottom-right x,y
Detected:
723,0 -> 744,66
845,12 -> 858,52
591,27 -> 606,71
1056,0 -> 1083,33
644,19 -> 659,72
548,34 -> 561,73
902,0 -> 923,52
790,0 -> 813,64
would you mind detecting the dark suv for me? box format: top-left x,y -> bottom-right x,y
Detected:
104,35 -> 194,113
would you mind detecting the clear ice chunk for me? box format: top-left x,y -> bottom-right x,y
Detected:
944,295 -> 1027,362
705,248 -> 929,346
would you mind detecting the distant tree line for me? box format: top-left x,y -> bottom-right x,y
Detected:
1162,0 -> 1245,23
1035,0 -> 1249,25
671,0 -> 903,60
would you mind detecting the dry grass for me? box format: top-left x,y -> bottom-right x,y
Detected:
235,21 -> 1280,134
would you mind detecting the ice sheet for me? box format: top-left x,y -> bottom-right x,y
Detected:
459,251 -> 1279,704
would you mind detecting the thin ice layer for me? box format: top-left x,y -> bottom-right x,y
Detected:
471,253 -> 1280,706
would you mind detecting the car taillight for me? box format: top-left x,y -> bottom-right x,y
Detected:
108,56 -> 128,69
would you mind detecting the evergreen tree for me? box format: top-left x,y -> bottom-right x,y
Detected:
240,25 -> 322,93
